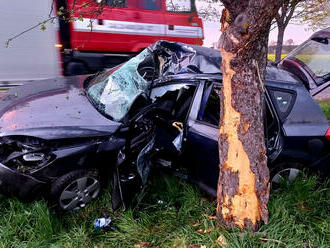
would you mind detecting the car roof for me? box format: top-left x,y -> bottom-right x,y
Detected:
150,41 -> 302,87
153,72 -> 300,93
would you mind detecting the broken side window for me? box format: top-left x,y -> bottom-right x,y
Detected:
151,83 -> 196,121
198,83 -> 220,126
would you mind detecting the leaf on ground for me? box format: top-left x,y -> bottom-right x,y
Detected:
238,232 -> 246,238
188,245 -> 206,248
211,235 -> 227,248
297,203 -> 311,211
202,214 -> 217,220
134,242 -> 151,248
196,228 -> 213,234
259,238 -> 286,246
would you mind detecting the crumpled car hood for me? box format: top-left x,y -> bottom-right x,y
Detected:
0,76 -> 121,139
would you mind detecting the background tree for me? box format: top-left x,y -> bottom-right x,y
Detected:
216,0 -> 283,230
196,0 -> 223,21
197,0 -> 327,64
273,0 -> 304,63
298,0 -> 330,30
272,0 -> 329,63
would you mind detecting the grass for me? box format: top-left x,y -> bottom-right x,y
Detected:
267,54 -> 288,62
319,101 -> 330,119
0,173 -> 329,248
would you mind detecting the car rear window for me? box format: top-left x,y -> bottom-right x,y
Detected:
268,88 -> 296,121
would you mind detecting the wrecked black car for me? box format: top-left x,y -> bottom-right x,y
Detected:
0,37 -> 329,211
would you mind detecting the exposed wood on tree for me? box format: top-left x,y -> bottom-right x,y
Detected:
217,0 -> 283,230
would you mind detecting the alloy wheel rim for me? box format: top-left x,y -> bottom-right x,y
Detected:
59,176 -> 100,211
271,168 -> 302,189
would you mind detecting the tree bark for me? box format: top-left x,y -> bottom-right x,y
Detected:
217,1 -> 283,231
275,26 -> 285,63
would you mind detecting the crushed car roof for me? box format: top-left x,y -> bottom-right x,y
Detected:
149,40 -> 222,76
149,40 -> 300,84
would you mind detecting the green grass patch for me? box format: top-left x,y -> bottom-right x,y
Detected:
0,174 -> 329,248
319,102 -> 330,119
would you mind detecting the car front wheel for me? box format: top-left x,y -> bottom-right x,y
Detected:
49,170 -> 101,211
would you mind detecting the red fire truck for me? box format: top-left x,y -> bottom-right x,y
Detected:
0,0 -> 203,82
57,0 -> 204,75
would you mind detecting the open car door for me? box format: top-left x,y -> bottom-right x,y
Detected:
279,28 -> 330,97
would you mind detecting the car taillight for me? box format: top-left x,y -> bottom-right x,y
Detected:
325,121 -> 330,141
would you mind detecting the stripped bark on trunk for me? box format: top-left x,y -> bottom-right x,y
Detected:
217,1 -> 283,231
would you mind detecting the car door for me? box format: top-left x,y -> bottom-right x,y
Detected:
279,33 -> 330,94
149,82 -> 198,165
183,81 -> 283,196
183,81 -> 220,195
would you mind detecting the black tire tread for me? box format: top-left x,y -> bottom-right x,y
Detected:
48,169 -> 100,211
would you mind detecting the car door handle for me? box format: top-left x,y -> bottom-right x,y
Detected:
172,122 -> 183,132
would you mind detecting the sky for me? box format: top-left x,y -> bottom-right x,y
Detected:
202,21 -> 317,48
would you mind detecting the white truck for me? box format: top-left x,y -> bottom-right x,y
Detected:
0,0 -> 60,83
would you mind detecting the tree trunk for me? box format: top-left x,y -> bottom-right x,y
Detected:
275,26 -> 285,63
216,1 -> 282,231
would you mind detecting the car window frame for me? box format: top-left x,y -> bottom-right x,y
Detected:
196,81 -> 221,128
194,82 -> 283,157
267,86 -> 297,123
150,82 -> 196,100
150,80 -> 199,122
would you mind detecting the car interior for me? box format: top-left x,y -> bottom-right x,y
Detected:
151,84 -> 197,160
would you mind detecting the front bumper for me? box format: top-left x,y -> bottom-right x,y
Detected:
0,162 -> 46,200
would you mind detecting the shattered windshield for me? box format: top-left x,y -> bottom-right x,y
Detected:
289,39 -> 330,77
87,50 -> 152,121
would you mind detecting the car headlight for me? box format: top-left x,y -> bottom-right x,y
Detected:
0,136 -> 53,173
23,153 -> 46,162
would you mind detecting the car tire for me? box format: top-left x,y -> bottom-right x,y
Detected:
49,169 -> 101,212
270,162 -> 305,190
65,62 -> 88,76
